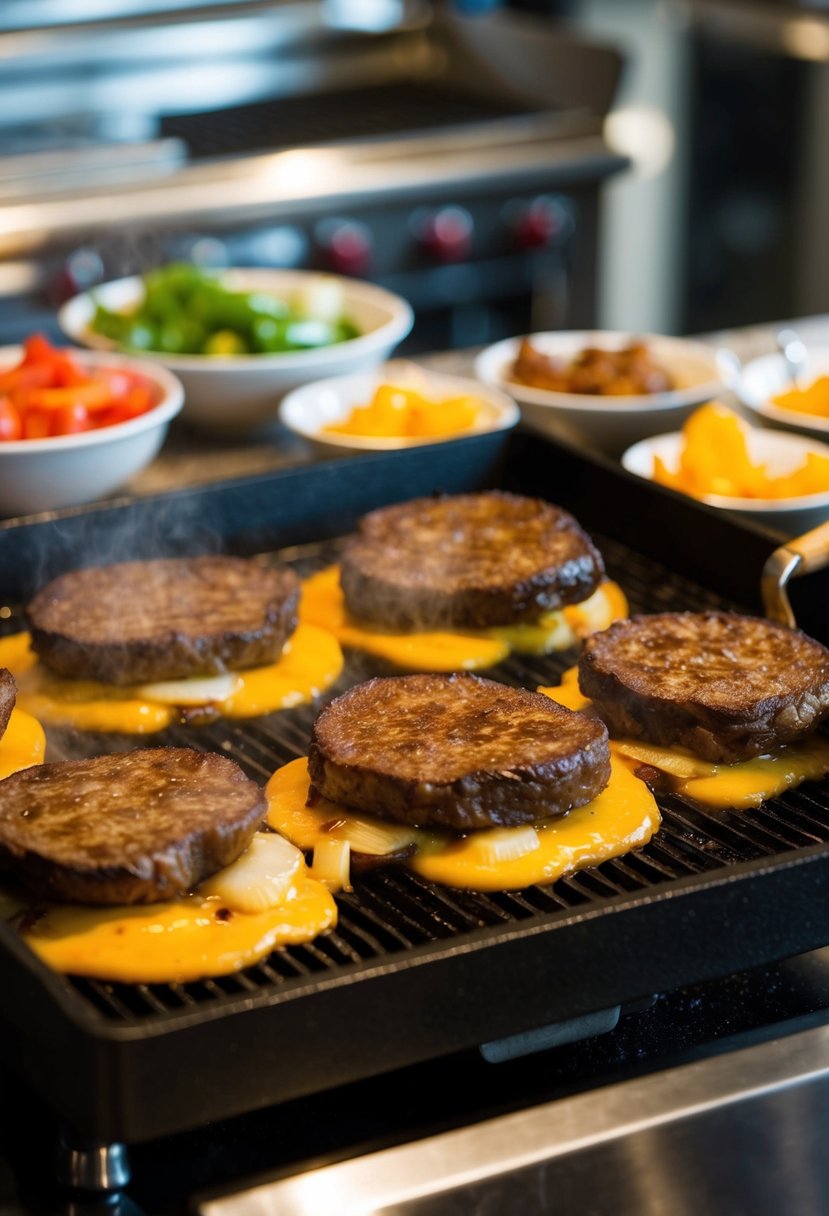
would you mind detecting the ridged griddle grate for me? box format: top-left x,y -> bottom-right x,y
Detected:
28,531 -> 828,1027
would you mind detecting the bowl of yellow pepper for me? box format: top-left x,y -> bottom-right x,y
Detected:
278,364 -> 519,458
621,402 -> 829,535
739,345 -> 829,443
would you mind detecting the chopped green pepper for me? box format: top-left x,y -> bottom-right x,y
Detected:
88,264 -> 361,357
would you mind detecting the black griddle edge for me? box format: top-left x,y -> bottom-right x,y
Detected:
1,427 -> 829,1145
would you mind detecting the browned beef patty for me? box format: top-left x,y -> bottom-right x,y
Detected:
578,612 -> 829,764
339,492 -> 605,630
27,556 -> 299,685
0,669 -> 15,741
308,672 -> 610,830
0,747 -> 266,904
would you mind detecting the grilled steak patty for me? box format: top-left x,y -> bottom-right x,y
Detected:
579,612 -> 829,764
0,669 -> 15,741
0,747 -> 266,904
340,491 -> 605,630
308,672 -> 610,830
27,556 -> 300,685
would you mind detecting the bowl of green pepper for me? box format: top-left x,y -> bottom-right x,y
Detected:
59,264 -> 414,433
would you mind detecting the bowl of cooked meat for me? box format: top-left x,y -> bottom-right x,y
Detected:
0,335 -> 183,517
474,331 -> 727,453
59,263 -> 414,433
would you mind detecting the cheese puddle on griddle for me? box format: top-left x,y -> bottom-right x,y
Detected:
0,707 -> 46,780
0,623 -> 343,733
539,669 -> 829,810
0,725 -> 337,981
7,832 -> 337,984
299,565 -> 628,671
18,871 -> 337,984
265,755 -> 660,893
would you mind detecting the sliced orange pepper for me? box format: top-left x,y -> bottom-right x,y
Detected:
651,402 -> 829,501
325,382 -> 487,439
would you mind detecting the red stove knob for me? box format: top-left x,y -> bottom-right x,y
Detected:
315,220 -> 373,276
512,196 -> 570,250
414,206 -> 473,263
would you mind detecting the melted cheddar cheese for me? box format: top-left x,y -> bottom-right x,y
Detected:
0,716 -> 336,981
0,708 -> 46,780
16,868 -> 337,984
265,755 -> 660,893
539,669 -> 829,810
0,624 -> 343,734
299,565 -> 628,671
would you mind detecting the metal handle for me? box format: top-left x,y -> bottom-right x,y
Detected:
761,519 -> 829,627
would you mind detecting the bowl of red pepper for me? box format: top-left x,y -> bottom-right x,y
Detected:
0,335 -> 184,517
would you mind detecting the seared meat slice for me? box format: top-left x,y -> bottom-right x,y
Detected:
308,672 -> 610,830
0,669 -> 15,741
339,491 -> 605,631
27,556 -> 299,685
579,612 -> 829,764
0,747 -> 266,904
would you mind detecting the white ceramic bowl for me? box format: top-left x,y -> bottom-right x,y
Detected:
621,428 -> 829,536
0,347 -> 183,518
474,331 -> 727,454
739,346 -> 829,442
279,364 -> 519,459
59,269 -> 415,434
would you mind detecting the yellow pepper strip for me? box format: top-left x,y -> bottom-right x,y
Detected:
652,401 -> 829,500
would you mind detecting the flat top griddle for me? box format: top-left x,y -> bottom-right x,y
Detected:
160,83 -> 539,159
1,429 -> 829,1146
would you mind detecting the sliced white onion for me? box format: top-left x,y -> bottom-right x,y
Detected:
292,275 -> 345,323
200,834 -> 302,912
337,815 -> 418,856
137,672 -> 242,706
613,740 -> 717,780
464,825 -> 540,865
311,837 -> 352,892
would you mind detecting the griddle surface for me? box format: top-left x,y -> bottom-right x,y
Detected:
160,82 -> 538,158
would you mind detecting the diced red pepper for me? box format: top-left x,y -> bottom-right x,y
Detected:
26,381 -> 114,411
22,409 -> 52,440
1,334 -> 159,442
0,364 -> 54,394
51,352 -> 87,388
0,397 -> 22,441
50,402 -> 92,436
21,333 -> 57,366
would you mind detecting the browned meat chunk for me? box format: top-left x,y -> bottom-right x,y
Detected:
340,492 -> 605,630
27,556 -> 299,685
308,672 -> 610,830
0,747 -> 267,904
0,669 -> 15,741
511,338 -> 674,395
578,612 -> 829,764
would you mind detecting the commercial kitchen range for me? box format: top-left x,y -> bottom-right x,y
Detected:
0,0 -> 625,352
